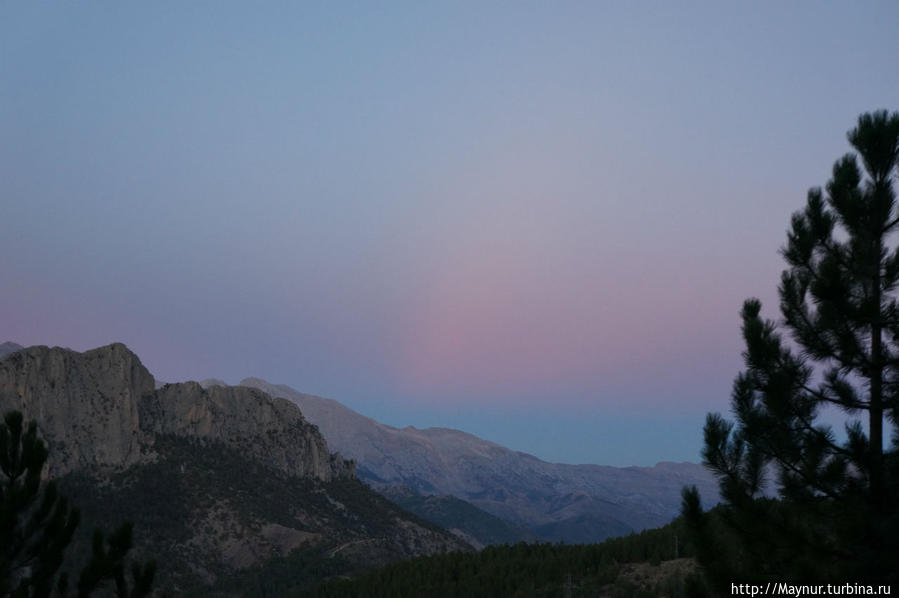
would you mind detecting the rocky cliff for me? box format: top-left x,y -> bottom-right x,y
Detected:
0,343 -> 353,481
142,382 -> 354,480
0,343 -> 153,476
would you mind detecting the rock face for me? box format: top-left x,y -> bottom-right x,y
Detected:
142,382 -> 346,481
0,344 -> 353,481
241,377 -> 721,543
0,343 -> 153,476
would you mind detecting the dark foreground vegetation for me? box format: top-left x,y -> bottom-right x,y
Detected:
297,516 -> 698,598
1,411 -> 155,598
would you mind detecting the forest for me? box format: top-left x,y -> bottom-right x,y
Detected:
296,517 -> 698,597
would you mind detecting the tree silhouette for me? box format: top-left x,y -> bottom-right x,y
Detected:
0,410 -> 156,597
683,111 -> 899,591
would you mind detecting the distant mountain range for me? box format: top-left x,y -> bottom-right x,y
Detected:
1,340 -> 719,554
239,378 -> 719,544
0,343 -> 468,595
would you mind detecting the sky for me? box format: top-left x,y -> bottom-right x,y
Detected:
2,2 -> 898,466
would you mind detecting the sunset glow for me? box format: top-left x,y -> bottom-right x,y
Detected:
3,1 -> 897,464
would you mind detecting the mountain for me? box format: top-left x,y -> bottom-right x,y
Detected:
379,486 -> 537,549
0,343 -> 469,595
240,378 -> 720,543
0,343 -> 350,481
197,378 -> 535,549
0,341 -> 23,358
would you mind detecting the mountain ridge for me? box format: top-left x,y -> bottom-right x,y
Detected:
238,377 -> 720,543
0,342 -> 469,593
0,343 -> 354,480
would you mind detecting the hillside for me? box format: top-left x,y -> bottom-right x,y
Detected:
60,436 -> 465,595
241,378 -> 719,543
380,486 -> 537,549
297,515 -> 701,597
0,343 -> 469,594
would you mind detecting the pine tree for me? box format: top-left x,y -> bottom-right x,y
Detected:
0,411 -> 80,596
0,410 -> 156,597
683,111 -> 899,591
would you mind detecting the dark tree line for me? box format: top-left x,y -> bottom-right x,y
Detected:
296,520 -> 697,598
0,411 -> 156,597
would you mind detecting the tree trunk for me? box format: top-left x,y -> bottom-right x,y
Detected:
870,239 -> 884,510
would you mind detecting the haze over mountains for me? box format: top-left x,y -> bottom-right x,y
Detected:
239,378 -> 719,543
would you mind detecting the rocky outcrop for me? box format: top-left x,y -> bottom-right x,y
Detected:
142,382 -> 353,481
0,343 -> 153,476
0,343 -> 353,481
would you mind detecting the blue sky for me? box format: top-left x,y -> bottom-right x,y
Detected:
2,2 -> 898,465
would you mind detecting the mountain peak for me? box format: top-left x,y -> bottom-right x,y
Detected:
0,341 -> 24,359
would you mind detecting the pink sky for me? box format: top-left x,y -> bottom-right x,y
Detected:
2,2 -> 897,464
